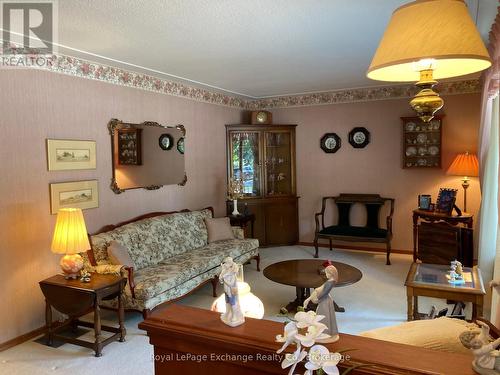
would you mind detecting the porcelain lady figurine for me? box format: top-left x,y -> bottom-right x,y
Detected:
303,265 -> 339,343
219,257 -> 245,327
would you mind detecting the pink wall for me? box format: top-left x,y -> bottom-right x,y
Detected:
0,69 -> 481,345
271,93 -> 482,251
0,70 -> 243,344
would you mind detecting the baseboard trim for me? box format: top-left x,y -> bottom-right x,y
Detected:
0,326 -> 47,352
0,321 -> 67,352
297,241 -> 412,255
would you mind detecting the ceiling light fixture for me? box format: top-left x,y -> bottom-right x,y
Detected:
367,0 -> 491,122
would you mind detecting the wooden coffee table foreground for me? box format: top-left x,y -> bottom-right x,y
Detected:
405,262 -> 485,321
263,259 -> 362,313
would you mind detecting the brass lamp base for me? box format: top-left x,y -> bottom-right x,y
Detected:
461,177 -> 470,213
60,253 -> 84,279
410,69 -> 444,123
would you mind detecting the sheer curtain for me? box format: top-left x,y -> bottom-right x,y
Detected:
478,4 -> 500,324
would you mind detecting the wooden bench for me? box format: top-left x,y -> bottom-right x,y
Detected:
314,194 -> 395,265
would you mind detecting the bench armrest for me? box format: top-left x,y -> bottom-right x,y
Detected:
315,212 -> 323,233
315,196 -> 337,232
384,198 -> 395,234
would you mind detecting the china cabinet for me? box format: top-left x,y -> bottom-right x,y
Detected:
401,115 -> 443,169
225,124 -> 298,246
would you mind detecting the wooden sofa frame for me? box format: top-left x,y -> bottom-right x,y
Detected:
314,194 -> 395,265
86,207 -> 260,318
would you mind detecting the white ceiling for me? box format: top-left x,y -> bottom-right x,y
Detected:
56,0 -> 497,98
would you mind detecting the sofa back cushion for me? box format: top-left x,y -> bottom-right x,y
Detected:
90,209 -> 213,270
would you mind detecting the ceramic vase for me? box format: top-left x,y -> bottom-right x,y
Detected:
232,199 -> 240,215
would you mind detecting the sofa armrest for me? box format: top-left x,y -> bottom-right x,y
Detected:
232,226 -> 245,239
92,264 -> 136,299
93,264 -> 125,275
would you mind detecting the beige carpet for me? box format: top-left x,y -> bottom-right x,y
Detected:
0,246 -> 463,375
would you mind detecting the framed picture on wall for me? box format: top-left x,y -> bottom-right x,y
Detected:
46,139 -> 96,171
50,180 -> 99,214
117,128 -> 142,165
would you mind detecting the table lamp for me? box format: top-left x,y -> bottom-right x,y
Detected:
446,152 -> 479,213
51,208 -> 91,279
367,0 -> 491,122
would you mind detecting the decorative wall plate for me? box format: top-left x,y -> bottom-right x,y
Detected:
406,146 -> 417,156
428,146 -> 439,156
348,127 -> 370,148
406,122 -> 416,131
416,133 -> 427,144
159,133 -> 174,150
320,133 -> 341,153
177,137 -> 185,154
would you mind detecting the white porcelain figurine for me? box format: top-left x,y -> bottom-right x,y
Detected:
219,257 -> 245,327
460,321 -> 500,374
303,265 -> 340,343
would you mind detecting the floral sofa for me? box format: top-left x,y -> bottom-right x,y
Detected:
83,207 -> 260,317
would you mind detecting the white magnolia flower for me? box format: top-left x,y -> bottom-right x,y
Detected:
281,346 -> 308,375
305,345 -> 341,375
295,323 -> 331,347
276,321 -> 299,354
294,310 -> 325,329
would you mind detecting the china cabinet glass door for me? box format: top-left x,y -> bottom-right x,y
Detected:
229,131 -> 262,197
264,131 -> 293,196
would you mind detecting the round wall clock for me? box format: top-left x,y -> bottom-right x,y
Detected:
320,133 -> 341,153
177,137 -> 185,154
348,127 -> 370,148
251,110 -> 272,125
159,134 -> 173,150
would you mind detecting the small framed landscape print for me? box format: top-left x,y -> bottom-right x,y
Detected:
47,139 -> 96,171
435,188 -> 457,215
50,180 -> 99,214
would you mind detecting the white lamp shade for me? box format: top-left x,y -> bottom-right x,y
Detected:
51,208 -> 91,255
367,0 -> 491,82
211,282 -> 265,319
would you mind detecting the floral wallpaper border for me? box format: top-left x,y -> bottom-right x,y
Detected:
249,79 -> 482,109
33,53 -> 481,109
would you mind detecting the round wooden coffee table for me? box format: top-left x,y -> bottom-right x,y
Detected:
263,259 -> 363,313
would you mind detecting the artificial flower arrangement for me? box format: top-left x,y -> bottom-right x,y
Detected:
275,309 -> 368,375
227,177 -> 244,200
228,177 -> 244,215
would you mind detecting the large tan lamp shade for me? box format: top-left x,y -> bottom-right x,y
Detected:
51,208 -> 91,279
446,152 -> 479,213
367,0 -> 491,122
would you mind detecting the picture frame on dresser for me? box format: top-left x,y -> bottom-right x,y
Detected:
49,180 -> 99,214
401,115 -> 443,169
46,139 -> 96,171
435,188 -> 458,215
